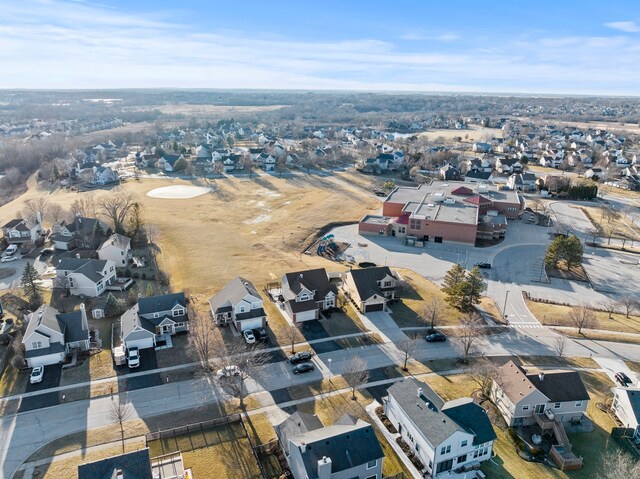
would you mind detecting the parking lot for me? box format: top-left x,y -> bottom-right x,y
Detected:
582,248 -> 640,295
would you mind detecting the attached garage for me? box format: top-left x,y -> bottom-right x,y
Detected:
235,317 -> 265,332
291,309 -> 318,323
25,350 -> 65,368
364,302 -> 385,313
123,330 -> 155,351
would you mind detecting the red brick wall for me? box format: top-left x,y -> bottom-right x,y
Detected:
416,220 -> 477,244
359,222 -> 391,236
382,202 -> 406,217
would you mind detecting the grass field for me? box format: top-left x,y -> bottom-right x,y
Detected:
416,126 -> 504,142
526,300 -> 640,334
579,205 -> 640,241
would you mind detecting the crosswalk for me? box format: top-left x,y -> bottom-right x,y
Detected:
510,322 -> 545,329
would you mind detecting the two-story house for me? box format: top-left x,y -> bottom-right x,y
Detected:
97,233 -> 131,267
342,267 -> 400,313
79,449 -> 155,479
156,154 -> 184,172
384,378 -> 496,477
23,303 -> 90,367
281,268 -> 338,322
56,258 -> 116,297
91,166 -> 118,185
2,217 -> 43,245
120,292 -> 189,350
51,216 -> 111,251
491,360 -> 590,427
208,277 -> 266,332
611,387 -> 640,444
275,411 -> 384,479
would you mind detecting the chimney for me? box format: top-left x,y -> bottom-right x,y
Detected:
115,470 -> 123,479
35,211 -> 42,225
317,456 -> 332,479
539,372 -> 545,381
417,387 -> 423,397
80,303 -> 88,331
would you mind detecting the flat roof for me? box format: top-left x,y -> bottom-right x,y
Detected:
387,181 -> 520,205
360,215 -> 392,225
435,203 -> 478,224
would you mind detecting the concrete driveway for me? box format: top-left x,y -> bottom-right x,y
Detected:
594,357 -> 639,387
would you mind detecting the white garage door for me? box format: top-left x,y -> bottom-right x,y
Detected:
238,318 -> 263,331
293,310 -> 317,322
125,337 -> 155,350
27,352 -> 65,368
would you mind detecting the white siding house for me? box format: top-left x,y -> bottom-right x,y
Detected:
97,233 -> 132,267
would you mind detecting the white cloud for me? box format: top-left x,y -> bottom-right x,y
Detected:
604,21 -> 640,33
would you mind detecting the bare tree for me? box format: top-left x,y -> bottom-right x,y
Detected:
22,197 -> 49,223
144,224 -> 160,247
284,322 -> 300,354
188,304 -> 218,372
568,306 -> 598,335
109,400 -> 133,453
70,194 -> 97,219
455,313 -> 483,364
214,342 -> 269,409
617,296 -> 639,318
46,202 -> 66,226
464,359 -> 498,398
598,450 -> 640,479
97,189 -> 138,233
554,335 -> 568,357
343,356 -> 370,400
421,296 -> 445,332
602,299 -> 618,319
397,335 -> 420,371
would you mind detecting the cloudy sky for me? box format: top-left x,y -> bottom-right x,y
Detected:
1,0 -> 639,95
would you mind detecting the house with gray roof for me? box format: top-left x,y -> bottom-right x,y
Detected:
611,387 -> 640,443
342,267 -> 400,313
275,411 -> 384,479
22,303 -> 90,367
2,217 -> 43,245
208,277 -> 266,332
97,233 -> 132,267
78,448 -> 153,479
384,378 -> 496,477
281,268 -> 338,322
51,216 -> 111,251
56,258 -> 116,297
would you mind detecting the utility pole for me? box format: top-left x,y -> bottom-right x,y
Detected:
502,290 -> 510,319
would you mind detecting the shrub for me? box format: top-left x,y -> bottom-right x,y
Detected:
10,354 -> 26,370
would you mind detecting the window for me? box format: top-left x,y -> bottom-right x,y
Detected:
554,402 -> 561,409
173,307 -> 185,317
457,454 -> 467,463
153,312 -> 160,318
461,440 -> 468,448
575,402 -> 583,407
366,459 -> 377,469
383,280 -> 391,287
409,218 -> 421,230
299,293 -> 309,301
121,251 -> 124,255
32,341 -> 43,349
522,405 -> 530,411
440,446 -> 446,455
365,476 -> 377,479
416,444 -> 420,453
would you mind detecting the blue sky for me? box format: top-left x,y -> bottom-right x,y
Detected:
1,0 -> 639,94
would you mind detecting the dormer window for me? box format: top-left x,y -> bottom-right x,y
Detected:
299,293 -> 309,301
173,307 -> 185,317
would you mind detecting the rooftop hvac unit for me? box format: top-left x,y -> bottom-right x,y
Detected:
443,198 -> 455,205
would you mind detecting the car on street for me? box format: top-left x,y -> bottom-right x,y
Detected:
217,365 -> 240,378
475,262 -> 492,269
293,363 -> 315,374
243,329 -> 256,344
0,256 -> 18,263
425,332 -> 447,342
253,328 -> 268,342
127,347 -> 140,368
615,372 -> 632,386
29,366 -> 44,384
289,351 -> 314,364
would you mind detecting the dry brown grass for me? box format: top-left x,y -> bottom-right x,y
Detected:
558,329 -> 640,345
579,205 -> 640,241
518,356 -> 599,370
624,361 -> 640,374
416,127 -> 504,142
527,300 -> 640,334
478,296 -> 505,324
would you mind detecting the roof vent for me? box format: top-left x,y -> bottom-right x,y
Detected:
539,372 -> 545,381
417,387 -> 423,397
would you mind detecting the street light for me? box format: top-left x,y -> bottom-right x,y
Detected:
327,358 -> 333,387
502,290 -> 510,319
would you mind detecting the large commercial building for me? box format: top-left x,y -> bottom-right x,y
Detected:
359,182 -> 524,245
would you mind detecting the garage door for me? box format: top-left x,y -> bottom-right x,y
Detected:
125,337 -> 155,350
238,318 -> 263,332
365,303 -> 384,312
26,352 -> 65,368
294,310 -> 318,323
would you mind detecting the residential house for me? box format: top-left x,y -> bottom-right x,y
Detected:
23,304 -> 90,367
275,412 -> 384,479
539,155 -> 561,168
281,268 -> 338,322
384,378 -> 496,477
255,152 -> 276,171
472,142 -> 492,153
342,267 -> 400,313
585,167 -> 604,180
491,360 -> 590,427
56,258 -> 116,297
1,217 -> 43,245
464,169 -> 493,184
51,216 -> 111,251
611,387 -> 640,443
97,233 -> 131,267
506,172 -> 537,192
195,144 -> 211,161
495,158 -> 522,174
208,277 -> 266,332
78,449 -> 154,479
156,154 -> 184,172
439,163 -> 461,181
91,166 -> 118,185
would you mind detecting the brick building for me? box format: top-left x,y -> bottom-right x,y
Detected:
359,182 -> 523,245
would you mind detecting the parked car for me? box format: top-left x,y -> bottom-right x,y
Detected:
29,366 -> 44,384
293,363 -> 315,374
615,372 -> 632,386
39,248 -> 54,259
253,328 -> 268,342
0,256 -> 18,263
127,347 -> 140,368
243,329 -> 256,344
289,351 -> 314,364
217,365 -> 240,378
425,332 -> 447,342
475,262 -> 492,269
4,244 -> 18,256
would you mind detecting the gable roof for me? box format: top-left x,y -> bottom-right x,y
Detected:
441,398 -> 497,445
465,170 -> 492,180
63,216 -> 110,237
615,387 -> 640,424
161,154 -> 181,166
347,266 -> 397,300
274,411 -> 323,455
120,305 -> 156,337
208,277 -> 262,312
2,218 -> 25,229
78,448 -> 153,479
526,370 -> 590,402
137,292 -> 186,316
283,268 -> 337,300
25,304 -> 65,338
464,195 -> 492,206
451,186 -> 474,196
57,258 -> 111,283
99,233 -> 131,252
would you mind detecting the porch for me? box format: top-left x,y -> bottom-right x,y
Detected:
155,333 -> 174,351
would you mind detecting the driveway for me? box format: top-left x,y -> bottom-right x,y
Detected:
594,357 -> 638,387
19,365 -> 63,412
118,349 -> 162,391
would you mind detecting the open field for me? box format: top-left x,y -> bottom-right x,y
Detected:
526,300 -> 640,334
416,126 -> 504,142
0,172 -> 380,298
153,104 -> 288,116
579,205 -> 640,241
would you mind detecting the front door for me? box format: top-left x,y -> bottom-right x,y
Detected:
162,324 -> 173,334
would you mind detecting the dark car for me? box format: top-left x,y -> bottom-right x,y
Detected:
293,363 -> 315,374
425,333 -> 447,343
374,190 -> 388,197
475,262 -> 492,269
39,248 -> 54,258
289,351 -> 314,364
615,372 -> 632,386
253,328 -> 268,342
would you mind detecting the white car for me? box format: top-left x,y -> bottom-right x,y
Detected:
30,366 -> 44,384
1,256 -> 18,263
243,330 -> 256,344
127,347 -> 140,368
217,365 -> 240,378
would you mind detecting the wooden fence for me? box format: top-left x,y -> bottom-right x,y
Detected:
145,413 -> 242,444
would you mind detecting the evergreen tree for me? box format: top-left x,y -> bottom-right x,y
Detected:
462,267 -> 486,310
544,235 -> 563,268
442,264 -> 467,310
21,261 -> 42,309
562,235 -> 583,270
104,293 -> 122,317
